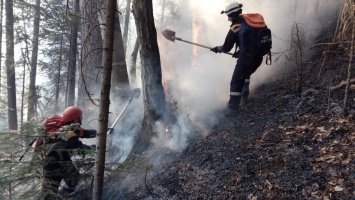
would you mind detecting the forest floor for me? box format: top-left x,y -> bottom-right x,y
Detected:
115,21 -> 355,200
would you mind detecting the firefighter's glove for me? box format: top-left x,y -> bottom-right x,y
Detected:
210,46 -> 222,53
84,129 -> 97,138
232,51 -> 240,58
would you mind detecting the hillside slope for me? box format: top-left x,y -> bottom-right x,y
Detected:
122,19 -> 355,200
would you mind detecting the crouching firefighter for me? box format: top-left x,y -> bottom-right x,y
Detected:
36,106 -> 97,199
211,2 -> 272,112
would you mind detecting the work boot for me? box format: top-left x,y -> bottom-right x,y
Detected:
228,96 -> 241,112
240,82 -> 250,106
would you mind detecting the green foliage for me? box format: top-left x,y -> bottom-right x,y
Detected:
0,121 -> 41,199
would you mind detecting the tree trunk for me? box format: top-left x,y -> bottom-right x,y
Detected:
93,0 -> 116,199
67,0 -> 80,106
27,0 -> 41,121
111,2 -> 130,96
123,0 -> 131,53
129,0 -> 167,157
5,0 -> 18,130
79,0 -> 102,109
97,0 -> 130,97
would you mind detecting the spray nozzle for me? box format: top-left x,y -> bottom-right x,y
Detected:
220,10 -> 225,14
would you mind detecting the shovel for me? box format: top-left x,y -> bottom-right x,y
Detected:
107,88 -> 141,134
162,29 -> 233,55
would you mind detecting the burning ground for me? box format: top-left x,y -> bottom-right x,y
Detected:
114,20 -> 355,200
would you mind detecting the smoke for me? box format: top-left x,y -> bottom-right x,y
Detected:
105,0 -> 340,164
154,0 -> 340,153
105,93 -> 144,163
79,91 -> 143,164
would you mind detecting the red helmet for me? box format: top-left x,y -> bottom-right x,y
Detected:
62,106 -> 83,124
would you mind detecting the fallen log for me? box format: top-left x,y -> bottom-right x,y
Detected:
330,78 -> 355,91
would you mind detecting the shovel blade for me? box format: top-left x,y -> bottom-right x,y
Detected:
162,29 -> 176,42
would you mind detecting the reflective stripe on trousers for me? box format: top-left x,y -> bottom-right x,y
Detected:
231,79 -> 249,96
230,92 -> 242,96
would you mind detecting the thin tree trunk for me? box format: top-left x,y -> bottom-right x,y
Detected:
343,0 -> 355,115
129,37 -> 139,84
75,55 -> 80,105
55,26 -> 64,113
27,0 -> 41,121
67,0 -> 80,106
93,0 -> 116,199
20,10 -> 30,128
21,60 -> 25,129
0,0 -> 3,92
295,24 -> 303,96
123,0 -> 131,53
5,0 -> 18,130
20,24 -> 31,127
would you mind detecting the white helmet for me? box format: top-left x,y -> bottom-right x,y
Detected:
223,2 -> 243,16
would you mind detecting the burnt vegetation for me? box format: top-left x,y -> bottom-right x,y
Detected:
120,4 -> 355,200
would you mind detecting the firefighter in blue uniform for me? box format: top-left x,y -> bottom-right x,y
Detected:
211,2 -> 263,111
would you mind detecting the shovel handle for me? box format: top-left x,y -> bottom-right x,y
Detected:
107,89 -> 140,134
107,98 -> 132,134
19,138 -> 36,161
176,37 -> 233,56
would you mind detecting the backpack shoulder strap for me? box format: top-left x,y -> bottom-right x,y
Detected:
230,24 -> 241,33
241,13 -> 267,28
